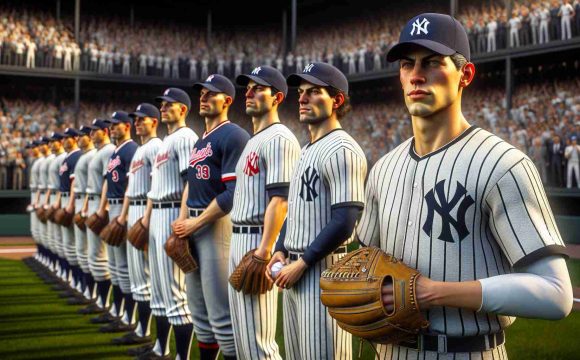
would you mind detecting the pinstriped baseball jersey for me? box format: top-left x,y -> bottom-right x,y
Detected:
231,123 -> 301,225
48,152 -> 66,190
38,154 -> 54,190
148,127 -> 198,202
86,143 -> 115,195
356,126 -> 567,338
73,149 -> 97,195
284,129 -> 367,252
127,138 -> 162,199
29,157 -> 41,191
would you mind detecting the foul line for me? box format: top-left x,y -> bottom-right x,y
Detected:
0,248 -> 36,254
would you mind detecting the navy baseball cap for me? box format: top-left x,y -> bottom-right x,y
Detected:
155,88 -> 191,109
79,125 -> 92,135
287,62 -> 349,94
25,141 -> 35,149
130,103 -> 161,119
49,132 -> 65,141
387,13 -> 470,62
193,74 -> 236,100
105,111 -> 132,125
236,66 -> 288,97
38,136 -> 51,145
63,127 -> 81,137
33,139 -> 43,146
85,118 -> 111,130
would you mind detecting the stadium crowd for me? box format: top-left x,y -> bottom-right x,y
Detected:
1,2 -> 580,79
1,77 -> 578,190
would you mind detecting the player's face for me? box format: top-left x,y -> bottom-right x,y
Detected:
160,101 -> 184,124
245,80 -> 277,117
49,140 -> 62,153
199,88 -> 229,117
399,48 -> 464,118
90,128 -> 106,144
110,123 -> 129,140
78,134 -> 90,148
134,116 -> 156,136
63,137 -> 76,152
297,82 -> 334,124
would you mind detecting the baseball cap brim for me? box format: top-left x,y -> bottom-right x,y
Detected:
286,73 -> 328,87
192,82 -> 223,94
235,74 -> 271,87
386,39 -> 456,62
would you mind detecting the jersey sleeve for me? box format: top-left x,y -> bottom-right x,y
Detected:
176,135 -> 197,176
321,145 -> 367,208
147,141 -> 162,176
221,128 -> 250,182
356,164 -> 381,247
101,151 -> 110,178
124,144 -> 138,178
264,134 -> 300,189
485,158 -> 567,268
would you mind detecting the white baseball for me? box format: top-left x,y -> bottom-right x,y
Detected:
270,261 -> 284,279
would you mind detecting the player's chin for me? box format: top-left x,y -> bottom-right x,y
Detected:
406,103 -> 436,117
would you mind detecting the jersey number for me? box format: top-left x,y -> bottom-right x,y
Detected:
111,170 -> 119,182
195,165 -> 210,180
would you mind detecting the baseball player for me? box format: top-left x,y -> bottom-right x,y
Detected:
559,0 -> 575,40
81,119 -> 115,320
356,13 -> 573,359
228,66 -> 300,359
27,141 -> 42,264
33,137 -> 52,272
265,62 -> 368,360
71,125 -> 99,307
132,88 -> 198,360
96,111 -> 139,333
111,103 -> 162,347
171,74 -> 250,360
58,128 -> 84,302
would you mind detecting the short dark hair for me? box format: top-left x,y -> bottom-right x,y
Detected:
326,87 -> 352,119
450,53 -> 468,70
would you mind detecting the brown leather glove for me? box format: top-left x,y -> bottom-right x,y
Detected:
100,217 -> 127,247
36,207 -> 47,224
164,233 -> 198,273
127,217 -> 149,251
85,211 -> 109,235
46,207 -> 57,223
54,208 -> 74,227
229,249 -> 273,295
320,246 -> 429,344
73,212 -> 86,231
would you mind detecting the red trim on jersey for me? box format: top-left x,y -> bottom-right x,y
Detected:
202,120 -> 230,139
221,175 -> 236,182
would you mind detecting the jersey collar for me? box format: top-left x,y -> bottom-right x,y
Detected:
203,120 -> 230,140
409,125 -> 478,161
65,148 -> 81,159
114,139 -> 134,153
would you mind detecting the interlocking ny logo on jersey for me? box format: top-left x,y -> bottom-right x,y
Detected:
423,180 -> 475,243
299,166 -> 319,201
410,18 -> 430,36
243,152 -> 259,176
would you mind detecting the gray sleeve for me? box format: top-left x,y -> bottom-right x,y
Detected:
479,255 -> 573,320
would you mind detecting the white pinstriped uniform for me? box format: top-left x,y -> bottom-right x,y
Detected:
147,127 -> 198,325
72,148 -> 97,273
48,152 -> 66,257
29,157 -> 41,243
356,126 -> 567,360
61,149 -> 81,266
86,143 -> 115,281
126,137 -> 162,302
39,154 -> 54,252
229,123 -> 300,360
283,129 -> 367,360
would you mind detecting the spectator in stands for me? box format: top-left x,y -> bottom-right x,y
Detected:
565,135 -> 580,188
548,133 -> 566,187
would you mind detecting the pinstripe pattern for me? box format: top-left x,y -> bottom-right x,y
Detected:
61,194 -> 77,265
49,194 -> 62,256
86,196 -> 110,282
127,205 -> 150,301
73,148 -> 96,195
38,155 -> 53,252
356,126 -> 566,357
228,233 -> 281,360
29,157 -> 41,242
375,343 -> 508,359
231,123 -> 300,225
149,207 -> 192,325
73,197 -> 90,273
106,203 -> 131,293
127,138 -> 162,199
86,144 -> 115,195
49,153 -> 66,258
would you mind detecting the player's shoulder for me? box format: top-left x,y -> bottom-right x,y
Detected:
259,123 -> 299,145
222,122 -> 251,139
323,129 -> 366,157
171,127 -> 198,141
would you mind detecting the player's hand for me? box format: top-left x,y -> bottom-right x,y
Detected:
140,217 -> 149,229
274,257 -> 307,289
382,275 -> 435,311
172,218 -> 197,238
265,251 -> 287,282
66,204 -> 74,214
97,208 -> 106,218
52,204 -> 60,211
254,247 -> 270,260
117,215 -> 127,226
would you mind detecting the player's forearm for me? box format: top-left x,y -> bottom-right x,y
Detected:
119,195 -> 130,221
81,194 -> 89,214
67,180 -> 75,209
55,191 -> 62,208
143,198 -> 153,226
44,189 -> 51,205
97,182 -> 108,213
178,183 -> 189,221
259,196 -> 288,253
418,277 -> 483,311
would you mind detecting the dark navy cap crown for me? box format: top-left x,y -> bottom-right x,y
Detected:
33,139 -> 43,146
79,125 -> 91,135
39,136 -> 51,144
193,74 -> 236,100
286,62 -> 349,94
86,118 -> 111,130
387,13 -> 470,62
155,87 -> 192,109
63,127 -> 82,137
50,132 -> 65,141
106,111 -> 132,125
236,66 -> 288,97
130,103 -> 161,119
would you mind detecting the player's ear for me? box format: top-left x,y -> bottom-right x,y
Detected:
459,62 -> 475,89
180,104 -> 188,117
224,96 -> 233,107
273,92 -> 284,106
332,92 -> 345,109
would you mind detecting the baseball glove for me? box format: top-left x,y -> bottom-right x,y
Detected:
164,233 -> 198,273
320,246 -> 429,344
85,212 -> 109,235
54,208 -> 74,227
46,207 -> 57,223
229,249 -> 273,295
100,217 -> 127,247
36,207 -> 47,223
73,212 -> 86,231
127,217 -> 148,251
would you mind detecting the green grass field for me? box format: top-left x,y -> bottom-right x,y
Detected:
0,258 -> 578,359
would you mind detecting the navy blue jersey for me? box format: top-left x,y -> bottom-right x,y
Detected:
106,140 -> 138,199
186,121 -> 250,208
58,149 -> 82,192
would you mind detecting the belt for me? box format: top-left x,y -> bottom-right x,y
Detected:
75,194 -> 84,200
130,199 -> 147,206
153,201 -> 181,209
188,208 -> 204,217
108,198 -> 123,205
288,246 -> 347,262
233,225 -> 264,234
61,192 -> 70,197
399,331 -> 505,353
87,195 -> 96,201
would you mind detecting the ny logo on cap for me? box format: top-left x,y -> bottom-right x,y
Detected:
303,63 -> 314,73
137,105 -> 142,111
206,75 -> 215,82
65,128 -> 70,132
410,18 -> 430,36
92,119 -> 98,124
164,89 -> 171,95
112,112 -> 118,117
251,67 -> 262,75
